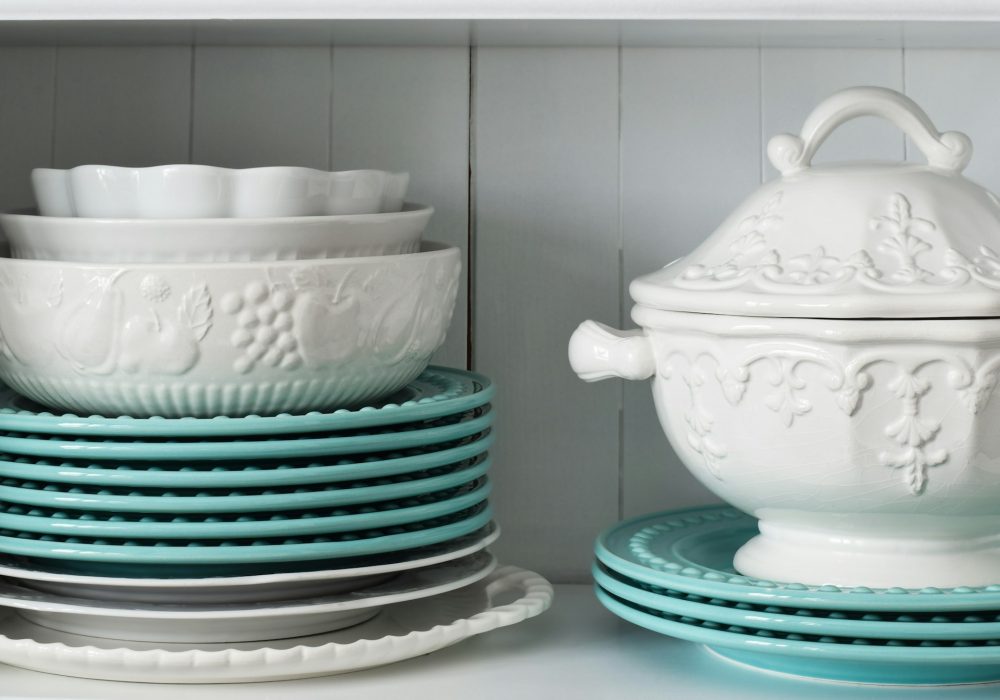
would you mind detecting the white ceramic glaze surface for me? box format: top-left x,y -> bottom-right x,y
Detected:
0,242 -> 460,417
0,551 -> 496,643
0,565 -> 552,683
569,86 -> 1000,588
32,165 -> 409,218
0,204 -> 431,263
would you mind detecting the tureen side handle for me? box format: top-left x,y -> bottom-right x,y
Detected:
767,86 -> 972,176
568,320 -> 655,382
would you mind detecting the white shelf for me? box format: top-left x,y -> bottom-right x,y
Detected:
3,1 -> 1000,22
0,584 -> 997,699
1,2 -> 1000,47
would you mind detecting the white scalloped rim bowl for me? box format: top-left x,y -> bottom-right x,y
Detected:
32,165 -> 409,219
0,242 -> 460,417
0,204 -> 432,263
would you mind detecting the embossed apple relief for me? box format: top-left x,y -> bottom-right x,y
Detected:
119,275 -> 213,375
289,267 -> 361,368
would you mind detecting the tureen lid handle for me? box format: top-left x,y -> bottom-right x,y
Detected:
767,86 -> 972,176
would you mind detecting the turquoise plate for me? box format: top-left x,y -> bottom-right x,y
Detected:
0,367 -> 494,438
0,502 -> 491,568
0,454 -> 490,513
0,406 -> 492,462
0,431 -> 493,488
594,562 -> 1000,641
1,520 -> 499,581
596,585 -> 1000,686
596,505 -> 1000,612
0,478 -> 490,540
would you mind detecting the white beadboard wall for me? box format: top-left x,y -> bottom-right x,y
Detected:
0,45 -> 998,582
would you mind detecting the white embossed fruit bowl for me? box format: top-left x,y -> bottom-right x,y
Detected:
569,86 -> 1000,589
32,165 -> 409,219
0,242 -> 460,418
0,204 -> 431,263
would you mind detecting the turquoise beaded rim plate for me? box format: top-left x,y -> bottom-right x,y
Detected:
0,477 -> 490,539
595,585 -> 1000,686
595,505 -> 1000,612
594,562 -> 1000,641
0,367 -> 494,438
0,431 -> 493,488
0,502 -> 491,567
0,405 -> 492,462
0,453 -> 490,513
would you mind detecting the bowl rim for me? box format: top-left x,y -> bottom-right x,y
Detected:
0,239 -> 457,271
0,202 -> 433,228
33,164 -> 408,179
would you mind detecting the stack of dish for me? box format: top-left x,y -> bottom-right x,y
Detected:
570,88 -> 1000,683
0,165 -> 552,682
594,506 -> 1000,686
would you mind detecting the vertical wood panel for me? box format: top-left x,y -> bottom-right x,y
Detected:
475,47 -> 619,581
0,47 -> 55,211
192,46 -> 330,168
905,50 -> 1000,192
53,46 -> 191,168
331,47 -> 470,368
761,48 -> 905,177
621,48 -> 760,519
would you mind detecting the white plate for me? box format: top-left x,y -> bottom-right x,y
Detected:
0,565 -> 552,683
0,552 -> 495,643
0,522 -> 500,605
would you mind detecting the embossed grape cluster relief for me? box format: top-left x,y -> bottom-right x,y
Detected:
660,349 -> 1000,496
677,191 -> 1000,293
220,282 -> 300,374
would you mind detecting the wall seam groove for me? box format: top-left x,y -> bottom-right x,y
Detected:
187,44 -> 196,164
328,44 -> 335,171
466,44 -> 477,372
901,45 -> 909,161
757,45 -> 764,184
49,46 -> 59,166
616,42 -> 625,522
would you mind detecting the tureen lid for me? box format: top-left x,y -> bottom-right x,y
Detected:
631,86 -> 1000,319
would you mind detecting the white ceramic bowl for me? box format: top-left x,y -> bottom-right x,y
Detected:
0,204 -> 432,263
570,88 -> 1000,589
33,165 -> 409,219
0,242 -> 460,417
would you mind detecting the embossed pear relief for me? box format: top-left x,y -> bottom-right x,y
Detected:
52,272 -> 215,377
659,346 -> 1000,496
675,191 -> 1000,294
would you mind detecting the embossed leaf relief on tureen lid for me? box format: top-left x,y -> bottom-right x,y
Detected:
630,86 -> 1000,319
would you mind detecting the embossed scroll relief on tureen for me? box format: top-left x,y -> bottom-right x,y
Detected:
570,86 -> 1000,589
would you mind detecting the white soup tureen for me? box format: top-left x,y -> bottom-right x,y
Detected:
570,86 -> 1000,589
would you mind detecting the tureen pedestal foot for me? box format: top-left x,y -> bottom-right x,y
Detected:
733,520 -> 1000,589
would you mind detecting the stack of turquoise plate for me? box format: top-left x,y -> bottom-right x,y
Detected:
594,505 -> 1000,685
0,367 -> 502,642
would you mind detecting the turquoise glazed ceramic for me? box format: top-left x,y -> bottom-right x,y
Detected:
0,503 -> 492,577
594,562 -> 1000,641
596,505 -> 1000,612
0,432 -> 493,488
0,406 -> 492,461
0,477 -> 490,539
0,454 -> 490,513
0,367 -> 493,438
595,585 -> 1000,685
